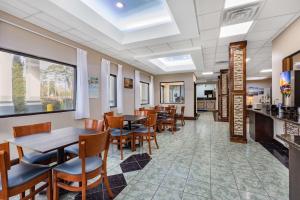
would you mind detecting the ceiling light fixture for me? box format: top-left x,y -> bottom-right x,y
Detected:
260,69 -> 272,73
202,72 -> 214,75
246,58 -> 251,62
115,2 -> 124,8
247,76 -> 269,80
224,0 -> 259,9
220,21 -> 253,38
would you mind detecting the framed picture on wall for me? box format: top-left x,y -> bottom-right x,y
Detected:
124,78 -> 133,89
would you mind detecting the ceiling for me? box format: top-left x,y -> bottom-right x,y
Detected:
0,0 -> 299,81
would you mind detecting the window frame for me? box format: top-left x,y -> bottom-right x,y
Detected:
0,47 -> 77,118
140,81 -> 150,105
109,74 -> 117,108
160,81 -> 185,104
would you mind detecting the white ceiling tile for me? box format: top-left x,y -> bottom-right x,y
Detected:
129,47 -> 152,55
216,53 -> 228,61
0,2 -> 32,18
203,47 -> 216,55
246,30 -> 277,41
148,44 -> 171,52
168,40 -> 193,49
198,12 -> 221,30
192,37 -> 202,47
252,14 -> 295,32
258,0 -> 300,19
216,45 -> 228,54
247,40 -> 267,49
67,29 -> 97,42
202,39 -> 218,48
0,0 -> 39,17
200,28 -> 220,41
196,0 -> 225,15
26,15 -> 64,33
218,35 -> 245,46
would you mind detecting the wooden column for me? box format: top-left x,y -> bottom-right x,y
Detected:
229,41 -> 247,143
217,76 -> 221,119
220,69 -> 229,121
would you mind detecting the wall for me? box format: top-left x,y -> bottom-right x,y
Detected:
154,73 -> 195,117
0,11 -> 152,157
246,78 -> 272,90
272,17 -> 300,143
196,84 -> 216,98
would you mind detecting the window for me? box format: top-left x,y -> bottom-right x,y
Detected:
0,49 -> 76,117
140,82 -> 149,105
160,82 -> 185,104
109,74 -> 117,107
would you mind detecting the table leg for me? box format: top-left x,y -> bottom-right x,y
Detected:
128,121 -> 132,130
57,148 -> 65,164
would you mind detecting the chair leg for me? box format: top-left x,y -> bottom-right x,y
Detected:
103,173 -> 114,199
82,182 -> 86,200
30,186 -> 35,200
172,124 -> 174,134
120,138 -> 123,160
154,134 -> 159,149
53,172 -> 59,200
20,192 -> 25,199
132,134 -> 135,151
47,171 -> 53,200
147,134 -> 152,155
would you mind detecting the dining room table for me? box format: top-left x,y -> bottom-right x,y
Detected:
6,127 -> 96,164
123,114 -> 147,130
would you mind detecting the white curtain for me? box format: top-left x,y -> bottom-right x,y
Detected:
117,64 -> 123,114
100,58 -> 111,115
75,48 -> 90,119
134,70 -> 141,109
149,75 -> 154,106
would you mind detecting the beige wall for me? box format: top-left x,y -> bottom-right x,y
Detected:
0,11 -> 152,157
154,73 -> 195,117
246,78 -> 272,90
272,16 -> 300,144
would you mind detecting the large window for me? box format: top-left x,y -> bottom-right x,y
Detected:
140,81 -> 149,105
109,74 -> 117,107
160,81 -> 185,104
0,49 -> 76,117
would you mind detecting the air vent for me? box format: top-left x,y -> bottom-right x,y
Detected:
223,2 -> 260,26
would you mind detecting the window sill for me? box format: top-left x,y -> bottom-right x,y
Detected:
0,109 -> 75,118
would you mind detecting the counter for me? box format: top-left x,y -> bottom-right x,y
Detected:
278,134 -> 300,200
197,98 -> 216,111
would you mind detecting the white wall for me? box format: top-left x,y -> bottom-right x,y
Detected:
196,84 -> 216,98
154,73 -> 195,117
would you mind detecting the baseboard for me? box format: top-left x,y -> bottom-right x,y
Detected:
230,137 -> 247,144
184,116 -> 197,120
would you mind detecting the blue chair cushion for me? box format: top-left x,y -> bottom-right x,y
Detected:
23,150 -> 57,164
65,144 -> 79,155
134,126 -> 155,134
0,162 -> 49,190
110,128 -> 131,136
54,156 -> 102,175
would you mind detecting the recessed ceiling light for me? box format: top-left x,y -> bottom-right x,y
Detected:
115,2 -> 124,8
247,76 -> 269,80
220,21 -> 253,38
202,72 -> 214,75
246,58 -> 251,62
260,69 -> 272,73
224,0 -> 259,9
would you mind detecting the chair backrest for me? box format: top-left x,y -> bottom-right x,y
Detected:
85,119 -> 105,131
13,122 -> 51,138
145,114 -> 157,127
181,106 -> 185,115
0,142 -> 10,194
134,110 -> 146,116
78,131 -> 109,159
106,116 -> 124,129
0,142 -> 10,170
144,109 -> 156,115
139,107 -> 145,111
104,111 -> 114,130
169,108 -> 176,118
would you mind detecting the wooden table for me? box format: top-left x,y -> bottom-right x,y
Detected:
123,115 -> 147,130
6,127 -> 96,164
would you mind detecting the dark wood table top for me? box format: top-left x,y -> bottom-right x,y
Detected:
6,127 -> 96,154
123,115 -> 147,122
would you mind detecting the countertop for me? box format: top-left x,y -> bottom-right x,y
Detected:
278,134 -> 300,151
247,108 -> 300,126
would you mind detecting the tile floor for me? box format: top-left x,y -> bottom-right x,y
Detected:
23,112 -> 289,200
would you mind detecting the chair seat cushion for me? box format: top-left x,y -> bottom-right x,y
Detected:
54,156 -> 102,175
0,162 -> 50,190
110,128 -> 131,136
65,144 -> 79,155
23,150 -> 57,164
134,126 -> 155,134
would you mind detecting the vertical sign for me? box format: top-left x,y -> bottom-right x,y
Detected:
229,41 -> 247,143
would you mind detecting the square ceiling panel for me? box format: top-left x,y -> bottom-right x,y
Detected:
80,0 -> 173,32
150,54 -> 196,72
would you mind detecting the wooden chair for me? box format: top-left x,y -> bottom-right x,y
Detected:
0,142 -> 52,200
133,114 -> 159,155
161,108 -> 176,134
65,119 -> 105,156
106,116 -> 133,160
13,122 -> 57,164
176,106 -> 185,126
53,131 -> 114,200
104,111 -> 114,130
